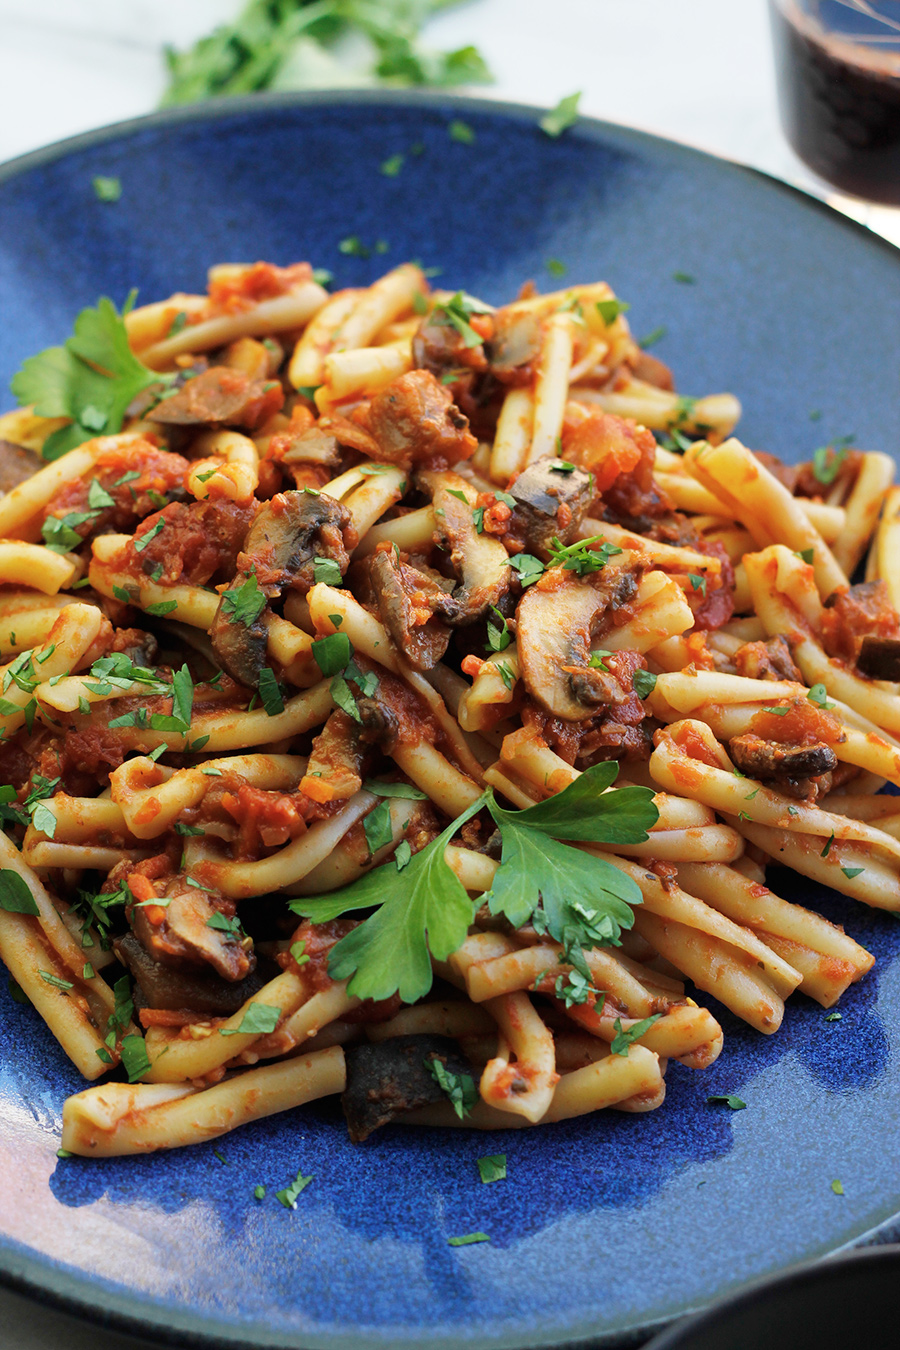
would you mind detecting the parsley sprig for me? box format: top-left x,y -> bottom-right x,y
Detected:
291,763 -> 657,1003
11,295 -> 171,461
546,535 -> 623,576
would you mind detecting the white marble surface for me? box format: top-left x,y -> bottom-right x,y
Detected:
0,2 -> 897,1348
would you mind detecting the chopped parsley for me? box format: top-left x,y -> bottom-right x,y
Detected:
707,1094 -> 746,1110
496,660 -> 514,690
812,435 -> 855,485
688,573 -> 707,597
831,1179 -> 844,1195
841,866 -> 865,880
144,600 -> 178,618
394,840 -> 412,871
313,556 -> 343,586
428,1058 -> 478,1119
92,176 -> 122,202
430,291 -> 492,349
362,780 -> 428,800
796,547 -> 815,565
485,607 -> 511,653
221,573 -> 267,628
258,666 -> 285,717
38,970 -> 74,992
448,119 -> 475,144
554,970 -> 603,1009
448,1232 -> 490,1246
509,553 -> 545,588
610,1014 -> 662,1056
476,1154 -> 506,1184
638,326 -> 667,349
825,1011 -> 843,1022
821,832 -> 835,858
539,91 -> 581,137
596,298 -> 630,326
633,669 -> 657,699
220,1003 -> 281,1037
380,153 -> 405,177
254,1184 -> 266,1200
807,683 -> 835,710
0,870 -> 40,915
363,799 -> 394,855
673,270 -> 695,284
547,535 -> 622,576
276,1169 -> 313,1210
546,259 -> 567,278
133,519 -> 165,553
120,1033 -> 151,1083
311,632 -> 352,677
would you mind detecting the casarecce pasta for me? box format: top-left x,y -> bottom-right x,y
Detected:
0,258 -> 892,1157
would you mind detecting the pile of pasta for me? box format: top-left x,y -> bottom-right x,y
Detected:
0,258 -> 897,1158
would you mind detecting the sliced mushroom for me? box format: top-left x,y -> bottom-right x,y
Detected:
148,365 -> 283,430
727,734 -> 838,781
365,547 -> 452,671
342,1034 -> 475,1142
508,455 -> 595,555
361,369 -> 477,467
486,307 -> 543,385
857,636 -> 900,682
210,489 -> 352,687
114,932 -> 265,1014
516,565 -> 639,719
733,636 -> 804,683
423,470 -> 512,624
129,876 -> 254,982
302,709 -> 366,802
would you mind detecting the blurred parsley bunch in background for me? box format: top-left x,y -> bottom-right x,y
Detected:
161,0 -> 491,105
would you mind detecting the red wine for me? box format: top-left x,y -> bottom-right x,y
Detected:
769,1 -> 900,204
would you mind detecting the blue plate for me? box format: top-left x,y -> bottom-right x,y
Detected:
1,92 -> 899,1350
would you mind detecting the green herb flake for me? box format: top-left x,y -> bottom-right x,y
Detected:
362,780 -> 428,800
39,969 -> 74,992
546,259 -> 567,278
841,867 -> 865,880
313,556 -> 344,586
220,1003 -> 281,1037
221,573 -> 266,628
633,669 -> 657,699
673,271 -> 695,283
92,176 -> 122,202
363,799 -> 394,855
427,1057 -> 478,1119
476,1154 -> 506,1184
638,326 -> 667,350
825,1011 -> 843,1022
0,870 -> 40,916
539,91 -> 581,137
821,832 -> 835,858
807,683 -> 835,710
120,1033 -> 151,1083
831,1179 -> 844,1195
485,607 -> 511,653
394,840 -> 412,871
448,1232 -> 490,1247
254,1184 -> 266,1200
290,940 -> 310,967
796,547 -> 815,565
276,1169 -> 313,1210
258,666 -> 285,718
144,600 -> 178,618
509,553 -> 545,588
547,534 -> 622,577
312,631 -> 352,677
596,298 -> 630,326
82,963 -> 95,980
707,1094 -> 746,1110
380,153 -> 405,177
133,519 -> 165,553
610,1014 -> 662,1057
448,119 -> 475,144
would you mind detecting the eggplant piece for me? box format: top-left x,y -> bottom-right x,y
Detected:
114,933 -> 265,1014
210,489 -> 352,687
516,565 -> 639,719
858,636 -> 900,682
366,548 -> 452,671
728,734 -> 838,781
424,471 -> 512,623
342,1034 -> 475,1142
508,455 -> 595,555
0,439 -> 42,493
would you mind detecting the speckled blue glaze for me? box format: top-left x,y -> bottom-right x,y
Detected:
0,93 -> 899,1350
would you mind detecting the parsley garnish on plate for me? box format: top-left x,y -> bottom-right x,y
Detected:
707,1094 -> 747,1110
477,1154 -> 507,1184
540,92 -> 581,137
546,535 -> 622,576
10,294 -> 171,461
428,1059 -> 478,1119
448,1232 -> 490,1247
276,1169 -> 313,1210
92,176 -> 122,202
291,762 -> 657,1003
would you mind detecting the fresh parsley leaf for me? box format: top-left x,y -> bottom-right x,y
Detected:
312,268 -> 333,287
290,940 -> 310,967
144,600 -> 178,618
673,271 -> 695,284
330,673 -> 360,723
841,866 -> 865,880
448,119 -> 475,144
707,1094 -> 746,1110
87,478 -> 115,510
485,607 -> 511,653
554,970 -> 603,1009
825,1011 -> 843,1021
539,92 -> 581,137
38,970 -> 74,992
120,1033 -> 151,1082
547,535 -> 622,576
220,1003 -> 281,1037
276,1169 -> 312,1210
546,258 -> 567,278
633,669 -> 657,699
42,511 -> 95,553
363,799 -> 394,855
428,1058 -> 478,1119
596,298 -> 630,326
221,573 -> 266,628
206,911 -> 242,937
0,870 -> 39,915
807,683 -> 835,710
509,553 -> 545,588
476,1154 -> 506,1184
812,436 -> 854,485
496,660 -> 514,690
31,802 -> 57,838
339,236 -> 370,258
448,1232 -> 490,1246
11,294 -> 168,460
473,505 -> 485,533
362,780 -> 428,800
312,631 -> 352,676
380,153 -> 405,176
258,666 -> 285,717
638,326 -> 667,349
92,176 -> 122,202
254,1184 -> 266,1200
796,547 -> 815,565
133,519 -> 165,553
82,963 -> 95,980
821,832 -> 835,858
610,1015 -> 662,1056
831,1179 -> 844,1195
688,573 -> 707,597
430,291 -> 492,348
313,557 -> 344,586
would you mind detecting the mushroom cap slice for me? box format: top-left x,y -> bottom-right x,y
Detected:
366,548 -> 452,672
516,565 -> 639,720
425,471 -> 512,625
508,455 -> 595,555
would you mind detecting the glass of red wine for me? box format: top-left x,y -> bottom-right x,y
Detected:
768,1 -> 900,205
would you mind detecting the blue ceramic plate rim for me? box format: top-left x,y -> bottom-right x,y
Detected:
0,88 -> 898,1350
